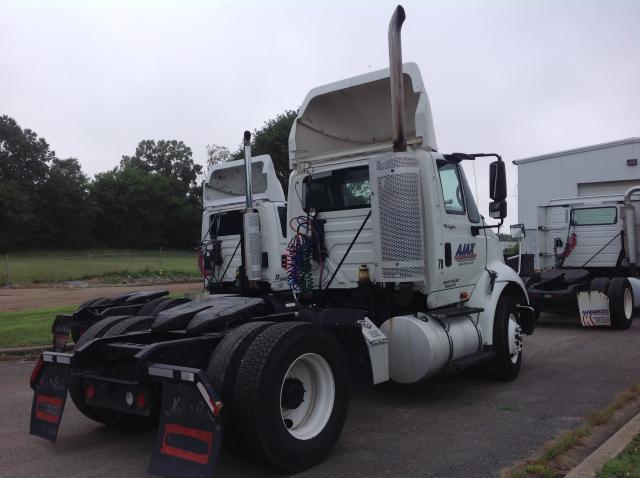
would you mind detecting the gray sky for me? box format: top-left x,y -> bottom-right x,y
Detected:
2,0 -> 639,224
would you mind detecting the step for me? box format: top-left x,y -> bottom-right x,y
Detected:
429,306 -> 484,319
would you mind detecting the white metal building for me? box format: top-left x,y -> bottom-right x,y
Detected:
514,137 -> 640,256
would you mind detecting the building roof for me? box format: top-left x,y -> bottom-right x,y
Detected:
513,137 -> 640,165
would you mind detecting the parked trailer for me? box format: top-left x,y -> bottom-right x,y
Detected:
30,7 -> 535,477
525,188 -> 639,328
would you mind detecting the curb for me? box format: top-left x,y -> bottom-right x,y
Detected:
566,411 -> 640,478
0,345 -> 51,355
0,344 -> 73,356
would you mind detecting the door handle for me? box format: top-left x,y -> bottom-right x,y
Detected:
444,224 -> 456,230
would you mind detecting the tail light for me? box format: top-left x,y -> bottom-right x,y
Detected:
85,383 -> 96,401
136,391 -> 147,409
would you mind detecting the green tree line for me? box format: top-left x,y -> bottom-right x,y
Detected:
0,111 -> 296,251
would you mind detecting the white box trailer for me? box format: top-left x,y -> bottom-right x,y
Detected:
526,188 -> 640,327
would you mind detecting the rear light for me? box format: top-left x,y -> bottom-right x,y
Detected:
125,391 -> 134,407
30,357 -> 44,387
136,391 -> 147,409
85,383 -> 96,401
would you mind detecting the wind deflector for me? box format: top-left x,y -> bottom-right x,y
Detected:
203,154 -> 285,208
288,63 -> 437,168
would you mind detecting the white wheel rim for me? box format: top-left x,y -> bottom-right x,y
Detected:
280,352 -> 334,440
507,314 -> 522,364
624,288 -> 633,320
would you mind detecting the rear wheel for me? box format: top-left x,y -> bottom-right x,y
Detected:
232,322 -> 349,472
206,321 -> 275,422
489,295 -> 522,381
609,278 -> 634,330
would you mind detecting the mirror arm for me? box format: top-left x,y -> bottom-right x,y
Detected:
471,217 -> 504,236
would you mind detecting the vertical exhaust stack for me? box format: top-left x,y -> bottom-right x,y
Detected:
242,130 -> 262,283
243,130 -> 253,209
624,185 -> 640,269
389,5 -> 407,153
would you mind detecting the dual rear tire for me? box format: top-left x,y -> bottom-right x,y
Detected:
209,321 -> 349,472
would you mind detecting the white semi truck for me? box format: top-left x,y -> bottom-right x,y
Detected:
524,189 -> 639,328
30,6 -> 535,476
199,155 -> 289,293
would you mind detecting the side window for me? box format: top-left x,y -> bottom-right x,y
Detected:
437,162 -> 466,215
209,210 -> 243,237
303,166 -> 370,212
571,207 -> 617,226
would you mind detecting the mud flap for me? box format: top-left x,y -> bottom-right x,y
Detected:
147,364 -> 223,478
577,291 -> 611,326
29,352 -> 72,442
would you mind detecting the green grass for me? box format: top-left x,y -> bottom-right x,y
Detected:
0,305 -> 78,348
507,384 -> 640,478
0,291 -> 198,349
597,433 -> 640,477
0,250 -> 199,285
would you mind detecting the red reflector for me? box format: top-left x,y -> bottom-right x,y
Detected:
160,422 -> 213,465
30,358 -> 44,387
35,394 -> 63,424
136,391 -> 147,409
85,383 -> 96,401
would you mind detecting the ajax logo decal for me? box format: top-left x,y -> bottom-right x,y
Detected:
455,243 -> 477,263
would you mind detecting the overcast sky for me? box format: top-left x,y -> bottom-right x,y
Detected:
2,0 -> 639,224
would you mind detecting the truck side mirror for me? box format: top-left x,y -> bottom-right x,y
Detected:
489,199 -> 507,219
510,223 -> 525,239
489,160 -> 507,201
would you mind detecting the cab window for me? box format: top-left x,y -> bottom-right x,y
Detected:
303,166 -> 370,212
209,210 -> 243,237
437,162 -> 466,215
571,207 -> 617,226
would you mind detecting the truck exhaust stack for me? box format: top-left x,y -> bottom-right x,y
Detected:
389,5 -> 407,153
243,130 -> 253,208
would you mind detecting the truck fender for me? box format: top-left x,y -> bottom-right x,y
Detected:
467,261 -> 530,347
298,309 -> 389,385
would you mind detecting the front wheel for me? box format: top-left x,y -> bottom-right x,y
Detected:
232,322 -> 349,472
489,295 -> 522,381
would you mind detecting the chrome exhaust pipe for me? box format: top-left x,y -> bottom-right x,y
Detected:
243,130 -> 253,209
624,185 -> 640,267
388,5 -> 407,153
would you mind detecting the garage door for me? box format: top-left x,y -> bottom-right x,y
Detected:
577,179 -> 640,197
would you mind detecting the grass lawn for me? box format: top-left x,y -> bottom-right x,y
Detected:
0,305 -> 78,348
1,250 -> 199,285
597,433 -> 640,477
0,291 -> 192,348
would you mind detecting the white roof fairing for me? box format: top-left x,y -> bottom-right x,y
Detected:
289,62 -> 437,168
203,155 -> 285,208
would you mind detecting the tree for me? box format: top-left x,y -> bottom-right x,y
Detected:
91,140 -> 203,249
238,110 -> 298,191
0,115 -> 56,250
121,140 -> 202,195
206,144 -> 232,167
0,115 -> 54,183
38,158 -> 93,248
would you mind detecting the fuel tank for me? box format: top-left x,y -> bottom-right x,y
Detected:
380,314 -> 482,384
